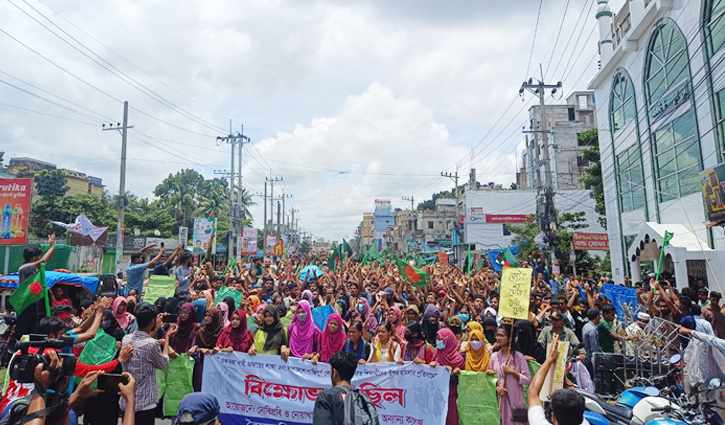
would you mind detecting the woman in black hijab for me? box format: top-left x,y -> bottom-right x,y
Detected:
514,319 -> 546,363
482,316 -> 497,345
421,304 -> 440,345
101,309 -> 125,342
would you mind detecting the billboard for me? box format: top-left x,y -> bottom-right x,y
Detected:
572,232 -> 610,251
193,217 -> 217,254
266,235 -> 277,255
0,178 -> 32,245
485,214 -> 533,224
238,228 -> 258,256
701,161 -> 725,223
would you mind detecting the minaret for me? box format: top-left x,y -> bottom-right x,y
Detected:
596,0 -> 614,64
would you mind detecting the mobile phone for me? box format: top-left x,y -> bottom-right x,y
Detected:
163,314 -> 178,323
97,373 -> 129,392
160,242 -> 165,248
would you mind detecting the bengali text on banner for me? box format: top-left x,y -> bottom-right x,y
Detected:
202,352 -> 450,425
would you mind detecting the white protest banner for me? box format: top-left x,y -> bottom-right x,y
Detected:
202,353 -> 450,425
539,340 -> 570,401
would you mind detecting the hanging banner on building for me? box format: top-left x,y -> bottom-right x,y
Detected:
202,353 -> 450,425
193,217 -> 217,254
485,214 -> 533,224
498,267 -> 532,320
701,161 -> 725,223
265,235 -> 277,255
238,228 -> 258,256
572,233 -> 610,251
0,178 -> 32,245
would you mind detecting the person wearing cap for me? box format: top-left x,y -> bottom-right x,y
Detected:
702,291 -> 725,338
176,393 -> 220,425
538,311 -> 585,359
624,312 -> 650,357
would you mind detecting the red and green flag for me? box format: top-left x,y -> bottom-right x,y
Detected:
395,256 -> 430,287
10,263 -> 51,316
656,231 -> 674,281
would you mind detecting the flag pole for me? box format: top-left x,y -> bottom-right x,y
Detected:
467,244 -> 471,278
41,263 -> 51,317
655,245 -> 666,282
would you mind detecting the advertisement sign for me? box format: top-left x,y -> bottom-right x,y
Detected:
701,161 -> 725,223
202,353 -> 450,425
0,178 -> 32,245
178,226 -> 188,247
438,250 -> 449,266
469,207 -> 483,215
238,228 -> 258,256
484,214 -> 533,224
265,235 -> 277,255
193,218 -> 217,254
374,199 -> 391,206
572,233 -> 610,251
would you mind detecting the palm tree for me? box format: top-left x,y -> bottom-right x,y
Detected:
238,187 -> 256,221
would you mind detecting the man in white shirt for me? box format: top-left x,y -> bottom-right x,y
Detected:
528,334 -> 589,425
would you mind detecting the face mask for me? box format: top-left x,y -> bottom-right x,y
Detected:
459,314 -> 470,323
469,340 -> 484,351
436,340 -> 445,350
450,325 -> 461,334
358,305 -> 364,312
100,321 -> 110,330
296,312 -> 308,322
404,333 -> 414,342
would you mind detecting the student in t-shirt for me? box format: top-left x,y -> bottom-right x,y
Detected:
15,234 -> 56,337
126,245 -> 166,298
313,351 -> 375,425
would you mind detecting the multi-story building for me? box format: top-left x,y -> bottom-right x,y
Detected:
588,0 -> 725,287
6,157 -> 104,198
374,200 -> 394,251
518,92 -> 597,191
361,213 -> 374,249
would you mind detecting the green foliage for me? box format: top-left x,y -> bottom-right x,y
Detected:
579,129 -> 606,229
416,184 -> 464,211
30,193 -> 115,237
299,239 -> 312,254
34,169 -> 69,198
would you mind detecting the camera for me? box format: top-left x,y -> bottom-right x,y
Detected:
10,336 -> 76,384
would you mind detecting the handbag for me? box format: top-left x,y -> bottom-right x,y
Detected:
501,357 -> 527,423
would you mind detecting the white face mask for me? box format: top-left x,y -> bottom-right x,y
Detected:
296,312 -> 308,322
469,340 -> 484,351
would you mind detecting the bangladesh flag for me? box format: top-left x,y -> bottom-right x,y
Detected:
663,231 -> 674,247
395,256 -> 430,287
503,248 -> 521,267
10,263 -> 49,315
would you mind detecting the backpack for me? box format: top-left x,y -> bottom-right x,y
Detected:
336,385 -> 379,425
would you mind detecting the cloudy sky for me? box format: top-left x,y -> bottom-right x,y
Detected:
0,0 -> 612,242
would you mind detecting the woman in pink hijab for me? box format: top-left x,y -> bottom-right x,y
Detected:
288,301 -> 320,359
112,296 -> 135,332
431,328 -> 465,425
319,313 -> 346,363
217,302 -> 231,329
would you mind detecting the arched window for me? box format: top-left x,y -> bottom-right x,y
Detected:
610,71 -> 636,134
705,0 -> 725,55
644,20 -> 701,202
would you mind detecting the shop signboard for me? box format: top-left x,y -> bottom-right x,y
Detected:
193,218 -> 217,254
572,233 -> 610,251
0,178 -> 32,245
700,161 -> 725,223
238,228 -> 258,256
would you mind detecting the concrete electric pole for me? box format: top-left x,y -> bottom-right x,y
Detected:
519,77 -> 562,262
102,101 -> 134,275
217,122 -> 248,260
402,194 -> 415,211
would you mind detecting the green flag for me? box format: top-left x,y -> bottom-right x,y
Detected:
362,241 -> 378,265
656,230 -> 674,281
342,239 -> 353,259
457,371 -> 500,425
10,263 -> 50,315
663,231 -> 674,247
503,247 -> 521,267
213,286 -> 243,309
395,256 -> 430,287
144,275 -> 176,302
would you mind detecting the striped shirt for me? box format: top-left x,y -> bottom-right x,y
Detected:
120,330 -> 169,411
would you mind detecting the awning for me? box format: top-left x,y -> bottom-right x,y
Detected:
0,271 -> 99,295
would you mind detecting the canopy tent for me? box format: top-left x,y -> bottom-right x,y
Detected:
0,271 -> 99,295
627,222 -> 724,289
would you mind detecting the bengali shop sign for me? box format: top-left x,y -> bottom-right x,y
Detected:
0,178 -> 32,245
239,228 -> 258,256
202,353 -> 450,425
572,233 -> 610,251
485,214 -> 533,224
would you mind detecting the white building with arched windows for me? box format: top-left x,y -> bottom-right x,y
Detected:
588,0 -> 725,287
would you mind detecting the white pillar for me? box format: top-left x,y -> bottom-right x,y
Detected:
597,1 -> 614,64
631,259 -> 641,283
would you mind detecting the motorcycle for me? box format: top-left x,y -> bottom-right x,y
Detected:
644,377 -> 723,425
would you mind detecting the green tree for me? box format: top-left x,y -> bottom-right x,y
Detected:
154,169 -> 204,228
34,169 -> 69,198
237,187 -> 257,222
579,129 -> 606,229
29,193 -> 115,237
299,239 -> 312,254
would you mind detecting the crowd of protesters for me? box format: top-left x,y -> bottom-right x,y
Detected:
5,236 -> 723,425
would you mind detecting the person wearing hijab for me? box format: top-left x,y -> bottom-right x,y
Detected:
344,321 -> 371,363
113,296 -> 137,333
223,297 -> 236,321
487,325 -> 531,425
464,329 -> 490,372
430,328 -> 465,425
357,298 -> 378,338
288,301 -> 320,359
218,302 -> 231,329
301,290 -> 315,306
154,297 -> 167,314
515,320 -> 546,364
250,305 -> 290,358
448,316 -> 465,344
169,302 -> 199,356
101,309 -> 125,342
215,309 -> 254,353
189,308 -> 223,391
421,304 -> 440,345
318,313 -> 346,363
249,295 -> 261,313
386,306 -> 406,342
483,316 -> 498,347
403,322 -> 433,364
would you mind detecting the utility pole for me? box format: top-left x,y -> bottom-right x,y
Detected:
280,192 -> 291,237
519,76 -> 562,263
102,101 -> 134,276
441,170 -> 460,263
402,194 -> 414,211
217,122 -> 247,260
256,184 -> 268,254
266,176 -> 283,256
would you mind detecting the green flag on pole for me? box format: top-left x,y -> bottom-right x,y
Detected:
503,247 -> 521,267
655,231 -> 674,281
395,256 -> 430,287
10,263 -> 50,316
